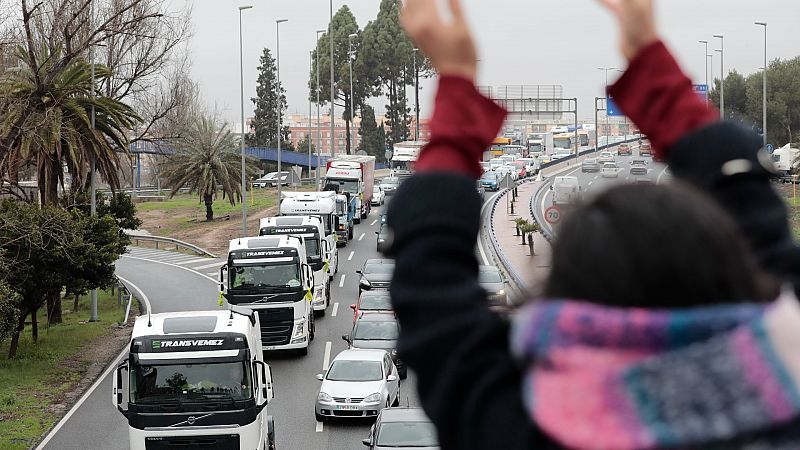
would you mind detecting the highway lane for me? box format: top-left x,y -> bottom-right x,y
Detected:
38,202 -> 422,450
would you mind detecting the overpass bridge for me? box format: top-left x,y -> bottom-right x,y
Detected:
128,141 -> 330,169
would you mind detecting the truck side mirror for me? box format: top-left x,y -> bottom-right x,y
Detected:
219,265 -> 228,291
362,438 -> 372,447
342,334 -> 352,345
113,359 -> 129,417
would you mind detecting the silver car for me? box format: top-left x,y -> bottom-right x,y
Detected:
315,349 -> 400,421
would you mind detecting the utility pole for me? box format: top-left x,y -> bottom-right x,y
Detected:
714,34 -> 725,119
89,0 -> 98,321
348,33 -> 357,154
308,51 -> 313,174
316,29 -> 325,188
413,48 -> 420,141
597,67 -> 619,142
329,0 -> 335,157
276,19 -> 288,201
699,40 -> 709,105
755,22 -> 768,147
238,5 -> 253,236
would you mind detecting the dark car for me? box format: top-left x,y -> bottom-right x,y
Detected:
357,259 -> 395,295
363,407 -> 440,449
478,265 -> 507,308
344,312 -> 406,379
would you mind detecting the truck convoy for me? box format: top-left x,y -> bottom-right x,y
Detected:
280,191 -> 340,274
325,155 -> 376,223
259,216 -> 333,315
113,308 -> 276,450
219,235 -> 315,355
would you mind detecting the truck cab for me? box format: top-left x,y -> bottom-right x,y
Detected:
260,216 -> 333,316
552,176 -> 582,205
113,308 -> 275,450
335,193 -> 356,245
280,191 -> 340,280
219,236 -> 315,355
325,155 -> 376,222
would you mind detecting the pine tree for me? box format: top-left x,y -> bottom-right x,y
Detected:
248,48 -> 292,149
357,105 -> 387,161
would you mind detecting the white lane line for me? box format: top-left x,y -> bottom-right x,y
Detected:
588,181 -> 594,186
35,276 -> 151,450
347,251 -> 355,261
206,272 -> 219,278
193,261 -> 224,270
316,420 -> 324,433
322,341 -> 332,370
332,302 -> 339,317
339,274 -> 346,288
358,233 -> 365,241
370,219 -> 377,226
174,257 -> 213,266
120,255 -> 219,284
657,166 -> 669,184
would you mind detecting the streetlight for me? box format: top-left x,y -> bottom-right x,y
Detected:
597,67 -> 620,142
276,18 -> 288,201
713,34 -> 725,119
329,0 -> 335,157
708,53 -> 714,94
89,0 -> 98,321
755,22 -> 767,147
348,33 -> 357,153
308,50 -> 313,174
413,48 -> 420,141
238,5 -> 253,236
315,29 -> 325,188
698,39 -> 709,104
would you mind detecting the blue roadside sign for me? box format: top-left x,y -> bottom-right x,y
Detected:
693,84 -> 709,102
606,96 -> 623,117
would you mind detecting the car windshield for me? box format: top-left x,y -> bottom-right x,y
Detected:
382,178 -> 400,186
604,163 -> 616,169
230,261 -> 300,289
364,263 -> 394,274
326,360 -> 383,381
373,187 -> 382,193
479,270 -> 502,283
377,421 -> 440,447
481,173 -> 497,181
354,320 -> 399,340
131,361 -> 252,404
360,294 -> 393,311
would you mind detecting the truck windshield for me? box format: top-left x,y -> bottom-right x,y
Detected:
130,361 -> 252,404
305,238 -> 320,260
327,179 -> 359,194
230,262 -> 300,290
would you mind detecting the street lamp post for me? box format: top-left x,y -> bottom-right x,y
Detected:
348,33 -> 357,154
755,22 -> 767,146
699,40 -> 709,104
89,0 -> 98,321
597,67 -> 619,142
308,50 -> 313,174
238,5 -> 253,236
413,48 -> 420,141
276,19 -> 288,200
708,54 -> 714,93
714,34 -> 725,119
316,29 -> 325,188
329,0 -> 335,157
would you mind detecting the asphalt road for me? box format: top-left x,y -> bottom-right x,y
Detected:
37,200 -> 422,450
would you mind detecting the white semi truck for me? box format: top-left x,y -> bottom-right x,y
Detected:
259,216 -> 333,315
325,155 -> 376,223
113,307 -> 276,450
391,141 -> 426,175
280,191 -> 341,271
219,235 -> 315,355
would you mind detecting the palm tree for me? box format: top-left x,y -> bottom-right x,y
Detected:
0,45 -> 140,204
161,115 -> 259,221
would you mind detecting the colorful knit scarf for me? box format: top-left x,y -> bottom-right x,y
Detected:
510,288 -> 800,450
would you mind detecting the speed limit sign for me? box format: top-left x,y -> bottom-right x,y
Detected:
545,206 -> 562,224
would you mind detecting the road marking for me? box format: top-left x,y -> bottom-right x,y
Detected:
657,166 -> 669,184
206,272 -> 219,278
174,257 -> 213,266
588,181 -> 593,186
358,233 -> 365,241
332,302 -> 339,317
35,276 -> 151,450
323,341 -> 332,370
339,274 -> 346,288
193,261 -> 224,270
120,255 -> 219,284
347,251 -> 355,261
316,420 -> 324,433
370,219 -> 377,226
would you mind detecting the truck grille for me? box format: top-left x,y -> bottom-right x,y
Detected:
145,435 -> 240,449
256,308 -> 294,347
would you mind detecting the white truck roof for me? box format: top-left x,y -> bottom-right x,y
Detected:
228,235 -> 303,253
131,310 -> 254,340
280,192 -> 336,215
259,215 -> 322,233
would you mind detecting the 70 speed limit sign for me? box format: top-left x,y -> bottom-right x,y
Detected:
545,206 -> 562,224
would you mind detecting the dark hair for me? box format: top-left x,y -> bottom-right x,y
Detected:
544,183 -> 777,308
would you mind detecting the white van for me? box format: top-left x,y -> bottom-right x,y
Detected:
552,176 -> 581,205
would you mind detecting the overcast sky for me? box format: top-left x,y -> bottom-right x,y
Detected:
179,0 -> 800,123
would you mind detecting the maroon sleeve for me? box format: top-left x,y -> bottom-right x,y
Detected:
415,76 -> 507,179
608,41 -> 719,160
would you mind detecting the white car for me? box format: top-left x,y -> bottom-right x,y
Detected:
598,151 -> 615,164
315,349 -> 400,421
601,162 -> 620,178
371,186 -> 385,206
497,165 -> 519,181
488,158 -> 505,170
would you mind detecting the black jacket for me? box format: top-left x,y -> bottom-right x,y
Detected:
385,122 -> 800,450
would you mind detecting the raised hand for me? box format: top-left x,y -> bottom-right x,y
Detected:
597,0 -> 659,60
400,0 -> 477,82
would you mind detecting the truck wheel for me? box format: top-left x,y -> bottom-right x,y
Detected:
326,283 -> 331,302
299,346 -> 308,356
354,216 -> 361,224
348,227 -> 354,240
309,316 -> 316,341
267,416 -> 276,450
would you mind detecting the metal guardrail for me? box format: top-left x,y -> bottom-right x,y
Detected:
127,233 -> 218,258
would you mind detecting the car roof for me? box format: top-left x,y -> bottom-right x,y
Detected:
361,290 -> 391,299
478,265 -> 501,273
333,348 -> 388,362
356,311 -> 397,322
378,407 -> 433,423
364,258 -> 394,265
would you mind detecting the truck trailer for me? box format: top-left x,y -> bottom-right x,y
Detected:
324,155 -> 376,223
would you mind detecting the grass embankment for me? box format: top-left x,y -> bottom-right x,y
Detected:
0,291 -> 127,450
788,196 -> 800,240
